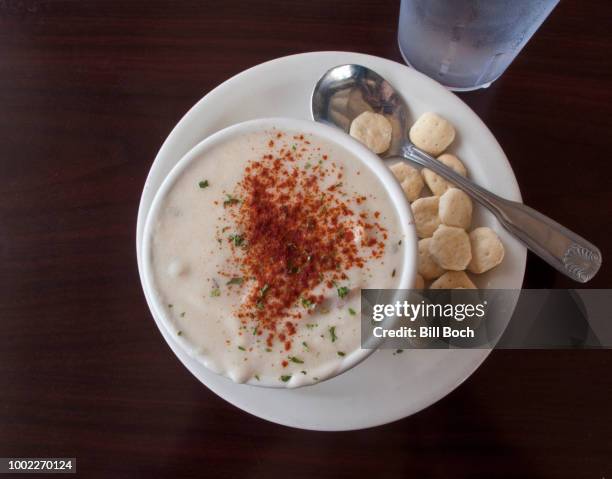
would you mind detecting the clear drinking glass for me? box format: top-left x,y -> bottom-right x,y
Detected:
398,0 -> 559,91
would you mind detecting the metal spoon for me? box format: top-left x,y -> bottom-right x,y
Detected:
311,64 -> 601,283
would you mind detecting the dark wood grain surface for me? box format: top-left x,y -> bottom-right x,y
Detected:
1,1 -> 611,477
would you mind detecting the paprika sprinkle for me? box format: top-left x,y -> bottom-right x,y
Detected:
220,132 -> 387,351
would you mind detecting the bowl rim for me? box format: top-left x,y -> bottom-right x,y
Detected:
141,117 -> 417,388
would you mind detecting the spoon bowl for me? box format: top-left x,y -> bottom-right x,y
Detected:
312,64 -> 409,157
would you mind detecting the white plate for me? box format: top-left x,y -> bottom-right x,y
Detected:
136,52 -> 526,431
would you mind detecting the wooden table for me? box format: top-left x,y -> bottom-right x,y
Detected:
1,1 -> 611,477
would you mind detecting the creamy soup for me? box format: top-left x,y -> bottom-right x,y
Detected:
149,128 -> 404,387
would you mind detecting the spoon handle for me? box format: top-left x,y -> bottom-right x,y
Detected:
402,144 -> 602,283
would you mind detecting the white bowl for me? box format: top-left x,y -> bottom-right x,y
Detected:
141,117 -> 417,388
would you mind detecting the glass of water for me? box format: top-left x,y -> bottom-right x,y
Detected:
398,0 -> 559,91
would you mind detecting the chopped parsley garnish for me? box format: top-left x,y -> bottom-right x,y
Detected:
302,341 -> 309,350
288,356 -> 304,364
396,349 -> 403,354
398,239 -> 402,245
329,326 -> 337,342
265,348 -> 272,352
337,351 -> 345,357
255,374 -> 260,381
391,269 -> 396,278
252,326 -> 258,335
168,304 -> 173,308
301,370 -> 307,375
229,233 -> 245,247
256,283 -> 270,310
304,162 -> 312,169
238,346 -> 246,351
348,307 -> 356,316
223,194 -> 241,207
177,330 -> 182,336
306,323 -> 316,329
198,180 -> 209,188
210,288 -> 221,297
280,375 -> 292,382
300,297 -> 313,308
180,312 -> 185,317
291,144 -> 297,151
226,277 -> 244,286
337,286 -> 349,299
